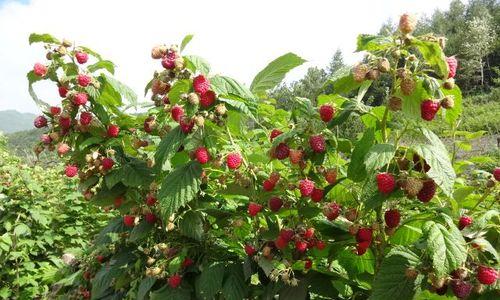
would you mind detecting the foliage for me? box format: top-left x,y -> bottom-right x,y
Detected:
18,17 -> 500,300
0,136 -> 111,299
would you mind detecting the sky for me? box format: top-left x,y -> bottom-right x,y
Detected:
0,0 -> 454,114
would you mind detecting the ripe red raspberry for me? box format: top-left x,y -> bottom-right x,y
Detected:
145,212 -> 157,224
77,74 -> 92,87
356,241 -> 371,255
262,179 -> 275,191
446,56 -> 458,79
244,244 -> 256,256
57,143 -> 70,156
248,202 -> 263,217
114,196 -> 124,208
96,255 -> 105,263
33,63 -> 47,77
226,152 -> 242,169
171,105 -> 184,122
75,51 -> 89,64
179,117 -> 194,133
58,86 -> 68,97
289,149 -> 303,164
493,167 -> 500,181
303,227 -> 315,239
356,227 -> 373,243
50,106 -> 61,115
376,173 -> 396,194
102,157 -> 114,170
268,197 -> 283,212
309,135 -> 326,153
384,209 -> 401,228
123,215 -> 135,227
476,266 -> 497,285
451,280 -> 472,299
324,169 -> 337,184
274,143 -> 290,160
304,259 -> 312,270
319,104 -> 335,122
107,124 -> 120,138
168,274 -> 182,288
417,179 -> 436,203
279,228 -> 294,242
458,215 -> 472,230
270,129 -> 283,141
194,147 -> 210,164
80,112 -> 92,126
59,116 -> 72,129
34,115 -> 47,128
199,90 -> 216,108
295,240 -> 308,253
161,50 -> 176,67
275,236 -> 288,250
421,100 -> 440,121
145,193 -> 157,206
40,134 -> 52,144
322,202 -> 341,221
310,188 -> 324,203
299,179 -> 315,197
181,257 -> 194,268
193,75 -> 210,94
73,92 -> 88,106
315,240 -> 326,250
65,165 -> 78,177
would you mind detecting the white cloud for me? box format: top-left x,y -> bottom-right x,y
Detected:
0,0 -> 453,114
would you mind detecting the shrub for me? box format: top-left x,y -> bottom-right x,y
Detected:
24,15 -> 499,300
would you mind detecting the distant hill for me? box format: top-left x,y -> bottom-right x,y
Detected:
0,110 -> 37,133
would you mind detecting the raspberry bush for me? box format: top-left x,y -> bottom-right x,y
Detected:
26,15 -> 499,299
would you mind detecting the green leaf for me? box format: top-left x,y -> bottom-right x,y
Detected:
121,159 -> 154,187
219,96 -> 256,120
250,52 -> 306,94
180,34 -> 194,52
29,33 -> 60,45
348,128 -> 375,182
137,277 -> 156,300
179,211 -> 204,241
129,220 -> 154,243
364,143 -> 395,173
196,262 -> 225,299
211,75 -> 256,102
356,34 -> 393,52
150,286 -> 191,300
13,223 -> 31,236
97,76 -> 123,107
79,46 -> 103,60
324,66 -> 362,95
87,60 -> 115,74
154,126 -> 186,171
158,162 -> 202,218
27,72 -> 50,110
101,73 -> 137,105
411,128 -> 455,196
370,246 -> 422,300
185,55 -> 210,75
337,248 -> 375,276
423,221 -> 467,277
413,39 -> 448,79
222,263 -> 247,300
168,79 -> 191,104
